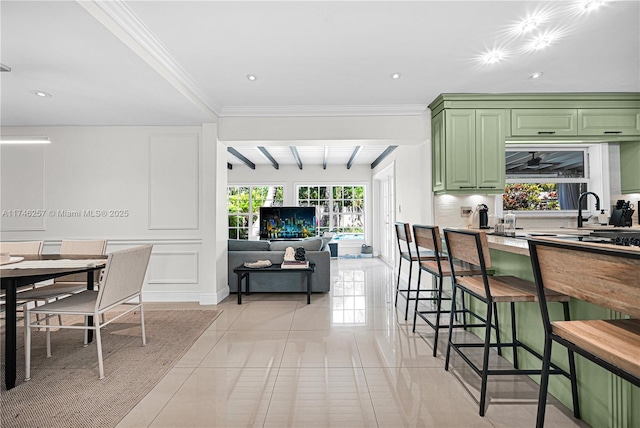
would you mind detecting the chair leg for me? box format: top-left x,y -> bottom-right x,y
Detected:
25,309 -> 32,381
95,319 -> 105,380
140,306 -> 147,346
395,258 -> 403,307
45,316 -> 51,358
562,301 -> 580,419
432,275 -> 444,357
412,269 -> 422,333
479,300 -> 494,417
536,337 -> 553,428
510,302 -> 519,369
444,284 -> 458,371
404,260 -> 413,320
493,302 -> 502,357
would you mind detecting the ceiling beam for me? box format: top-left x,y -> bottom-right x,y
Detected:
227,162 -> 233,170
347,146 -> 363,169
227,147 -> 256,169
290,146 -> 303,170
371,146 -> 398,169
258,146 -> 279,169
323,146 -> 328,170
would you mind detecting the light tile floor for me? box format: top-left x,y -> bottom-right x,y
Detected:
117,258 -> 587,428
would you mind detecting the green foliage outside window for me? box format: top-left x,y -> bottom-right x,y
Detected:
298,185 -> 365,235
228,186 -> 284,239
503,183 -> 559,211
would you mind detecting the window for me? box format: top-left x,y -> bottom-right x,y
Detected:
297,185 -> 365,236
227,185 -> 284,239
504,148 -> 591,212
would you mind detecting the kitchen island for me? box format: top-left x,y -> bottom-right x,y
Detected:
477,230 -> 639,427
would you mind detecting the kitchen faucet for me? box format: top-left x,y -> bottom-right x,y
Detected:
577,192 -> 600,228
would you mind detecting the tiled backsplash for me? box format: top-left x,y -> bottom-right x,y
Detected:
434,194 -> 639,229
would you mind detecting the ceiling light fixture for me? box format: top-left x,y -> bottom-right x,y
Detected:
529,71 -> 544,79
529,34 -> 555,50
31,90 -> 52,98
391,72 -> 401,79
482,49 -> 506,64
579,0 -> 607,12
515,16 -> 543,34
0,136 -> 51,145
246,74 -> 257,81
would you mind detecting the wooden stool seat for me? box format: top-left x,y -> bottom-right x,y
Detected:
552,319 -> 640,379
457,276 -> 570,303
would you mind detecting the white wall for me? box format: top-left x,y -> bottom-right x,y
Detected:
0,125 -> 228,304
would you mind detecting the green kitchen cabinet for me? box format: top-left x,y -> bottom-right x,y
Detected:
511,109 -> 578,136
435,109 -> 506,193
578,109 -> 640,136
620,141 -> 640,193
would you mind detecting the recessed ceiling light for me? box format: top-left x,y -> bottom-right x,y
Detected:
31,90 -> 52,98
391,72 -> 401,79
246,74 -> 257,81
529,72 -> 544,79
481,49 -> 506,64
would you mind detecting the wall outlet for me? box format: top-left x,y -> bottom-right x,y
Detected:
461,206 -> 472,217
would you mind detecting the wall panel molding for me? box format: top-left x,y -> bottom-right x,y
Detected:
148,133 -> 200,230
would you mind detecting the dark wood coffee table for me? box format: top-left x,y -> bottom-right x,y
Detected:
233,263 -> 316,305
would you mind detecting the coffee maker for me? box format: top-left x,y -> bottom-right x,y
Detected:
471,204 -> 490,229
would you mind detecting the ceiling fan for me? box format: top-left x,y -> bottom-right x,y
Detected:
524,152 -> 557,168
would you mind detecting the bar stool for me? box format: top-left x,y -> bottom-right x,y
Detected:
412,225 -> 483,356
442,228 -> 578,416
394,222 -> 434,320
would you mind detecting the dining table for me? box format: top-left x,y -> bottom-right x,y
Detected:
1,254 -> 107,390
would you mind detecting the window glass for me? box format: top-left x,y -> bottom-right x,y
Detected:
504,149 -> 588,211
297,185 -> 365,237
227,185 -> 284,240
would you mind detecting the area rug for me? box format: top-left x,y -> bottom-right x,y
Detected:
1,309 -> 222,428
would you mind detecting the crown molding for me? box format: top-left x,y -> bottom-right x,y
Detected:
219,104 -> 428,118
78,0 -> 221,117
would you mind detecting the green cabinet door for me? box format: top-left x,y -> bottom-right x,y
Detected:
476,110 -> 506,191
620,142 -> 640,194
445,110 -> 476,190
511,109 -> 578,136
578,109 -> 640,136
432,111 -> 445,192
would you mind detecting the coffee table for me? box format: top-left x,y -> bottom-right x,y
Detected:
233,263 -> 316,304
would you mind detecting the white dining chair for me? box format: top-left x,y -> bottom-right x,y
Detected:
25,244 -> 153,380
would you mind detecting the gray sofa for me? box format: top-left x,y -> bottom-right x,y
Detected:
228,237 -> 332,294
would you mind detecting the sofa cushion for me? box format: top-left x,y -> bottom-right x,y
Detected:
270,238 -> 323,252
319,236 -> 333,250
228,239 -> 270,251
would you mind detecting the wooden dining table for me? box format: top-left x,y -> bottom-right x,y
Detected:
1,255 -> 107,390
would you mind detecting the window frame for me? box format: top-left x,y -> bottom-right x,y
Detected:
227,184 -> 285,240
295,183 -> 367,238
498,143 -> 608,218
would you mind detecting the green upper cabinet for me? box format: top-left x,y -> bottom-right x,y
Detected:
511,109 -> 578,136
435,109 -> 506,194
578,109 -> 640,136
620,142 -> 640,194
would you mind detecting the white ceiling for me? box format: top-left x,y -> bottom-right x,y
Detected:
2,1 -> 639,166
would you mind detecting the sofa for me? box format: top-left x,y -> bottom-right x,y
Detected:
227,237 -> 332,294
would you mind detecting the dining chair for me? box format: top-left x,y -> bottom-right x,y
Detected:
25,244 -> 153,380
442,229 -> 577,417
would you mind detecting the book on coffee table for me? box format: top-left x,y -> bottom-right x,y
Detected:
281,260 -> 309,269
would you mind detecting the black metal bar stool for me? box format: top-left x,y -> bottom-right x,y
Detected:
442,228 -> 578,417
394,222 -> 434,320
